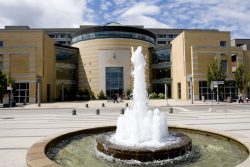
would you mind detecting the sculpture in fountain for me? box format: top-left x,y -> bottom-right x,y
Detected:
96,46 -> 192,162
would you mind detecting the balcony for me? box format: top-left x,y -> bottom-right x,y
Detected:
151,62 -> 171,69
152,77 -> 172,84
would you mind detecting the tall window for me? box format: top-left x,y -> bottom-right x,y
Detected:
177,82 -> 181,99
221,60 -> 228,74
106,67 -> 123,98
0,41 -> 3,47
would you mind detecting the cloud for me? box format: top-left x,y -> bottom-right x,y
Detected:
161,0 -> 250,38
100,0 -> 113,11
0,0 -> 96,28
117,2 -> 171,28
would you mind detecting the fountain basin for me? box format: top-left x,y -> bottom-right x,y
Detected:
26,125 -> 250,167
96,132 -> 192,162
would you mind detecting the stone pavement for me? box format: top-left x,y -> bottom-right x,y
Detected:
0,100 -> 250,167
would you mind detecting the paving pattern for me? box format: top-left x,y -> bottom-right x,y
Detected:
0,101 -> 250,167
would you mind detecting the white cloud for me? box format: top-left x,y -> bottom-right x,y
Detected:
0,0 -> 96,28
100,0 -> 112,11
161,0 -> 250,38
118,2 -> 171,28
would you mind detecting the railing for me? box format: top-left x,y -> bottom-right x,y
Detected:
151,62 -> 171,68
152,77 -> 172,84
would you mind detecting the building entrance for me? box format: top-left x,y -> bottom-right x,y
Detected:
106,67 -> 123,99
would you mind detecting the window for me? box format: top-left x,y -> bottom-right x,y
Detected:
156,34 -> 166,38
221,60 -> 227,74
177,82 -> 181,99
60,34 -> 66,38
220,41 -> 227,47
14,82 -> 29,103
157,41 -> 167,44
0,41 -> 3,47
57,41 -> 66,44
168,34 -> 176,38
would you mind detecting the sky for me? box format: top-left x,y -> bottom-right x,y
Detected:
0,0 -> 250,39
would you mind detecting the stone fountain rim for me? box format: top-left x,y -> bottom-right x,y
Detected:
26,124 -> 250,167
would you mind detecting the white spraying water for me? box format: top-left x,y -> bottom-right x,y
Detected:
111,46 -> 168,147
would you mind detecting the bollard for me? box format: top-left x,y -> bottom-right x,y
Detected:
72,109 -> 76,115
169,107 -> 173,114
86,104 -> 89,108
102,103 -> 105,107
125,103 -> 129,107
96,109 -> 100,115
120,108 -> 125,114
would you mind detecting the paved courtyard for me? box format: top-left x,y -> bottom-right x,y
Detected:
0,100 -> 250,167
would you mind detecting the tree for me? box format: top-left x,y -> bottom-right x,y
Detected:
207,59 -> 226,87
0,71 -> 8,102
234,64 -> 245,94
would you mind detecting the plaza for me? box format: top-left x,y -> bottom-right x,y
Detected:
0,100 -> 250,166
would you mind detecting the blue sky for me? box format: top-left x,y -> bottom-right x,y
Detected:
0,0 -> 250,39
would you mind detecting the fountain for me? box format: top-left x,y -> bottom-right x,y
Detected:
30,46 -> 249,167
96,46 -> 192,162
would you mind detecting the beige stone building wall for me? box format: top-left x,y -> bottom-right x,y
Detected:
171,30 -> 246,100
0,30 -> 55,103
72,38 -> 154,96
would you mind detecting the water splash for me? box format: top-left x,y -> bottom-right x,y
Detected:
112,46 -> 168,147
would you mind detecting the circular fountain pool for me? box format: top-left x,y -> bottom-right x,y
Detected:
43,126 -> 248,167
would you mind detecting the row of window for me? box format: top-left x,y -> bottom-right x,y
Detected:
157,41 -> 171,45
49,34 -> 71,39
156,34 -> 178,39
72,31 -> 155,44
56,41 -> 71,45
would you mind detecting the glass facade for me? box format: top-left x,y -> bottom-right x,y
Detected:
106,67 -> 123,99
14,82 -> 29,103
55,45 -> 78,100
199,80 -> 237,100
150,47 -> 171,96
72,31 -> 155,44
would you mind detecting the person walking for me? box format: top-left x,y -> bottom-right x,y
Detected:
113,93 -> 118,103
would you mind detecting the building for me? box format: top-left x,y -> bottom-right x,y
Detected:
0,26 -> 56,103
71,24 -> 155,98
171,30 -> 250,101
1,24 -> 250,104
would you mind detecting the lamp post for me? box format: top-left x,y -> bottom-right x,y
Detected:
190,77 -> 194,104
36,75 -> 42,107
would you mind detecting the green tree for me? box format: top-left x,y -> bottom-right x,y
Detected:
234,64 -> 245,94
207,59 -> 226,87
0,71 -> 8,102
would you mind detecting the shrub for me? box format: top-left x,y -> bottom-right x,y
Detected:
77,89 -> 96,100
158,93 -> 165,99
149,92 -> 158,99
98,90 -> 106,100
